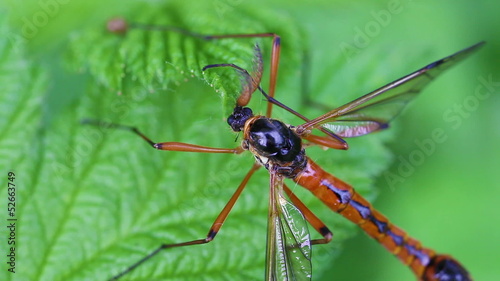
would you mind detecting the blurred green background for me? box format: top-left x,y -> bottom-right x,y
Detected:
2,0 -> 499,280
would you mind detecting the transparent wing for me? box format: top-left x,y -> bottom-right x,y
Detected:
276,193 -> 312,281
299,42 -> 485,138
267,173 -> 312,281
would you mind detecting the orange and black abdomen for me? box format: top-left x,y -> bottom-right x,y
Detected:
293,158 -> 471,281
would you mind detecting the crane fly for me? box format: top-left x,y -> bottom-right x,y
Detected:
87,18 -> 483,280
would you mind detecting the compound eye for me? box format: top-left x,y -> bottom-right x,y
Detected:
227,107 -> 253,132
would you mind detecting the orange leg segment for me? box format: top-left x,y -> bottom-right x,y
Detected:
108,164 -> 261,280
81,119 -> 244,154
108,18 -> 281,116
302,134 -> 349,150
108,19 -> 347,149
283,184 -> 333,245
82,119 -> 261,279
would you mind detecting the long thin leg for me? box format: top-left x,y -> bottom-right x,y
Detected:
302,134 -> 349,150
108,19 -> 347,148
107,18 -> 281,117
81,119 -> 245,154
265,35 -> 280,118
256,87 -> 348,148
266,172 -> 282,281
283,184 -> 333,245
201,63 -> 349,148
84,117 -> 347,152
110,164 -> 261,280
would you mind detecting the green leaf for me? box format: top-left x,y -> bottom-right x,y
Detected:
65,1 -> 303,117
2,1 -> 397,281
0,13 -> 47,281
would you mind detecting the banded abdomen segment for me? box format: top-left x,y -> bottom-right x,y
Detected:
293,158 -> 471,281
